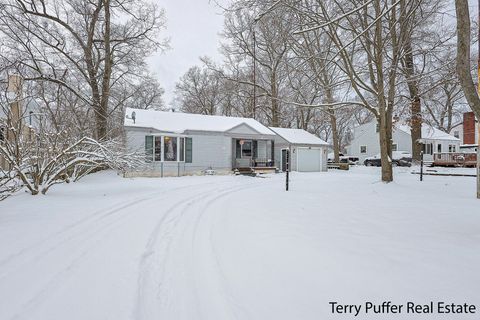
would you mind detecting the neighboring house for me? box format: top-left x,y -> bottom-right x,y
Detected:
347,120 -> 460,162
451,112 -> 479,153
269,127 -> 329,172
123,108 -> 329,177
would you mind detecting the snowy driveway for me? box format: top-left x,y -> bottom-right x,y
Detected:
0,168 -> 479,320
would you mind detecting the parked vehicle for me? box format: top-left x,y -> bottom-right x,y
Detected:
327,153 -> 359,165
364,151 -> 412,167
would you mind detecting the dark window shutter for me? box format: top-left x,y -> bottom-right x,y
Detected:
185,137 -> 193,163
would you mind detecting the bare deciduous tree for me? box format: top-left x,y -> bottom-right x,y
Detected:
0,0 -> 168,140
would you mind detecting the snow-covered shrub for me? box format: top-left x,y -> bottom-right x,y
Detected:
0,127 -> 145,196
0,168 -> 22,201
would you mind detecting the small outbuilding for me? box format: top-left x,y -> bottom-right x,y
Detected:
269,127 -> 329,172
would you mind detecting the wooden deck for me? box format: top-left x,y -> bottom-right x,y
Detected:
432,153 -> 477,168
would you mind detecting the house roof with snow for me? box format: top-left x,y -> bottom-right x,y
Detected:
124,108 -> 275,136
396,124 -> 460,142
269,127 -> 329,145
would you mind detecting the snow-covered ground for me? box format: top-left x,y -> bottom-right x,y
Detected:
0,167 -> 479,320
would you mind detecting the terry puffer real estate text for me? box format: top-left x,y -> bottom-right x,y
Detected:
329,301 -> 477,317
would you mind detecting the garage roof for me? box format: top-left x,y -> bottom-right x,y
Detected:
269,127 -> 329,145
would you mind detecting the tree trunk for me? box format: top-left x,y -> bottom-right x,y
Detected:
270,76 -> 279,127
324,88 -> 340,163
403,30 -> 423,162
455,0 -> 480,198
328,107 -> 340,163
98,0 -> 112,141
378,115 -> 393,182
410,97 -> 422,162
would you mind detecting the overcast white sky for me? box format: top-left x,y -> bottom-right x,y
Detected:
148,0 -> 226,107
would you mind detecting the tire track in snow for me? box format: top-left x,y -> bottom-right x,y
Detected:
132,178 -> 272,320
5,181 -> 225,320
0,183 -> 212,270
189,179 -> 277,320
132,186 -> 225,320
0,183 -> 214,282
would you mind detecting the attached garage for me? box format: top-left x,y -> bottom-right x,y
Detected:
270,127 -> 329,172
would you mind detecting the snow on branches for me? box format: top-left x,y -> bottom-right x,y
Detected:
0,133 -> 145,197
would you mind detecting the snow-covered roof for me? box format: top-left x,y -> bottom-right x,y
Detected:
269,127 -> 329,145
124,108 -> 275,135
396,124 -> 460,142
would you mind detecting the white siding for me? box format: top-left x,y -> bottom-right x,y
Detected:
125,128 -> 232,176
347,122 -> 462,162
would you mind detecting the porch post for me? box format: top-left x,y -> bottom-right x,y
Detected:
271,139 -> 275,167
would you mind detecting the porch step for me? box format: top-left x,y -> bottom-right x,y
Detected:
234,167 -> 256,176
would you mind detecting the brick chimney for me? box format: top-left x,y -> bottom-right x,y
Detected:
463,112 -> 477,145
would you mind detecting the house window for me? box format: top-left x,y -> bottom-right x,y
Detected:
454,131 -> 460,139
376,123 -> 380,133
392,143 -> 398,151
422,143 -> 433,155
154,136 -> 162,161
360,145 -> 367,154
437,144 -> 442,153
185,138 -> 193,163
146,135 -> 187,162
164,136 -> 177,161
145,136 -> 154,161
449,145 -> 456,153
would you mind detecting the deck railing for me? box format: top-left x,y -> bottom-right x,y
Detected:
433,152 -> 477,167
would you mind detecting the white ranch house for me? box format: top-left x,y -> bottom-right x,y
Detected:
347,120 -> 461,162
124,108 -> 329,176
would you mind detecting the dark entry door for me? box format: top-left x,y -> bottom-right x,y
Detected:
281,149 -> 289,172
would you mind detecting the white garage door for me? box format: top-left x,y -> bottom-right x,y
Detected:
297,147 -> 322,172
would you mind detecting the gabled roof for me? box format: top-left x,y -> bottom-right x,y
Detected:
124,108 -> 275,136
396,124 -> 460,142
269,127 -> 329,145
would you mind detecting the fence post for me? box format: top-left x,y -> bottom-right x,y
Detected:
420,151 -> 424,182
161,162 -> 164,178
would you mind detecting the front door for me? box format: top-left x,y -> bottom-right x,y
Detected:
235,139 -> 253,168
281,149 -> 289,172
